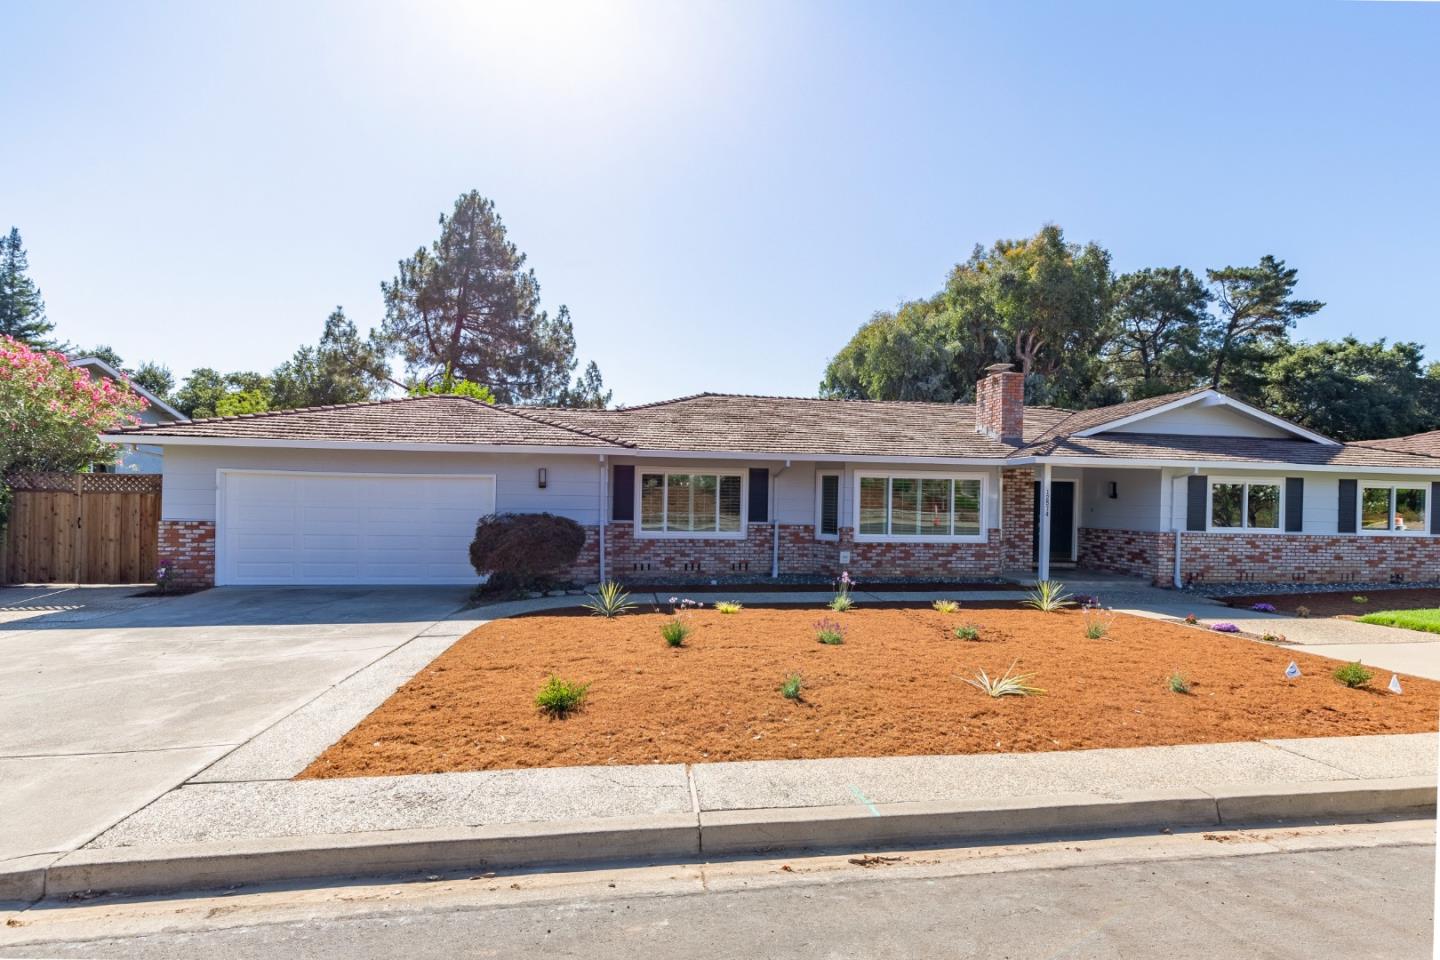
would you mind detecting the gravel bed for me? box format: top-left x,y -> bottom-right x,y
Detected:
1190,581 -> 1440,599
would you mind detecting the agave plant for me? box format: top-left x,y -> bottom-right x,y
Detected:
1020,580 -> 1075,613
932,599 -> 960,614
963,660 -> 1044,698
582,581 -> 635,618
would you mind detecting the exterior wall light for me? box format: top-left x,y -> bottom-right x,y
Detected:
538,467 -> 548,489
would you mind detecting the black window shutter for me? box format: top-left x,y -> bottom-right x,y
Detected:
1432,483 -> 1440,535
748,468 -> 769,523
1186,475 -> 1207,531
611,465 -> 634,522
820,475 -> 840,535
1284,478 -> 1304,532
1337,479 -> 1358,534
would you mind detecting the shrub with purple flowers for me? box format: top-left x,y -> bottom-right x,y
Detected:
814,618 -> 847,645
155,562 -> 172,594
1251,602 -> 1277,613
1211,622 -> 1240,633
829,571 -> 856,612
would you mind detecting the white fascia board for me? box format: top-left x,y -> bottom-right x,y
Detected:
1015,454 -> 1440,476
98,434 -> 1012,467
1070,390 -> 1339,447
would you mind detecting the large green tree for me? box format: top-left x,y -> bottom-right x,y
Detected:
173,368 -> 272,419
380,191 -> 598,404
1104,266 -> 1211,398
821,225 -> 1113,406
1205,255 -> 1323,400
270,308 -> 391,410
0,228 -> 56,348
1264,338 -> 1435,441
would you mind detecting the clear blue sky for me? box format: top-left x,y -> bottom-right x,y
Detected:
4,0 -> 1436,405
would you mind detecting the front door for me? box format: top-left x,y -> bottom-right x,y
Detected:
1032,481 -> 1076,563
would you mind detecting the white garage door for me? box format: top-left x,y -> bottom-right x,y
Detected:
218,472 -> 496,585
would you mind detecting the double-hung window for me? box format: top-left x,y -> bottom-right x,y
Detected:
1209,479 -> 1281,531
1360,483 -> 1428,534
639,471 -> 743,535
854,474 -> 983,540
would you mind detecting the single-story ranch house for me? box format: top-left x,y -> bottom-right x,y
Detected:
103,364 -> 1440,590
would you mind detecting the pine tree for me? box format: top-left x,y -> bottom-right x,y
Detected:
0,227 -> 56,347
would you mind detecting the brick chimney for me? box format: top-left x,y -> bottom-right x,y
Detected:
975,363 -> 1024,442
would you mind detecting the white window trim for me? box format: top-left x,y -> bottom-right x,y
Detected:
851,471 -> 987,543
815,472 -> 842,541
634,469 -> 748,539
1358,482 -> 1431,537
1206,476 -> 1285,533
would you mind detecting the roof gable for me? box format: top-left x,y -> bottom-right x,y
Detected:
70,356 -> 187,422
1071,390 -> 1338,446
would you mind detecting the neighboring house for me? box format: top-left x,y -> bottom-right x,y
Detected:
101,364 -> 1440,589
71,356 -> 188,473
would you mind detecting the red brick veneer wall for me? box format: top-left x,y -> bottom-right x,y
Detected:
1177,532 -> 1440,585
1000,467 -> 1035,570
1078,527 -> 1174,584
158,520 -> 216,588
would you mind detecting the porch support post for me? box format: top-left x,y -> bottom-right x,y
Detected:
1037,463 -> 1052,582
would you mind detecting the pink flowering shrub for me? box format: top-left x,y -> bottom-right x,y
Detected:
0,336 -> 148,477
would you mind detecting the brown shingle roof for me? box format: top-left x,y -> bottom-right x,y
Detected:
1024,432 -> 1440,469
1351,430 -> 1440,459
106,391 -> 1440,470
517,394 -> 1073,457
109,396 -> 626,447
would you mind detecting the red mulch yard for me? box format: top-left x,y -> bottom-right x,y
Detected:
300,604 -> 1439,778
1226,589 -> 1440,620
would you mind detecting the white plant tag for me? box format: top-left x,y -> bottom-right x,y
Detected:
1389,674 -> 1403,695
1284,661 -> 1301,680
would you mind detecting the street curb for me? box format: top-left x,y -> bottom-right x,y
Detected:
8,777 -> 1433,900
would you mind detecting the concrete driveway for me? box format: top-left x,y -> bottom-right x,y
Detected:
0,586 -> 469,870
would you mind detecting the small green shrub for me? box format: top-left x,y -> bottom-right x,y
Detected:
1168,671 -> 1191,694
535,675 -> 590,715
1295,605 -> 1311,619
1352,595 -> 1369,605
779,673 -> 804,700
661,617 -> 690,647
932,599 -> 960,614
583,581 -> 635,618
1333,661 -> 1373,689
1021,580 -> 1075,613
963,660 -> 1043,698
953,624 -> 981,641
814,618 -> 846,645
829,594 -> 855,613
1082,604 -> 1114,640
715,601 -> 743,615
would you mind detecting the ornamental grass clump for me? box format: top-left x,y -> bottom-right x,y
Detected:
583,581 -> 635,618
829,571 -> 856,612
953,623 -> 981,641
1022,580 -> 1075,613
1082,601 -> 1114,640
1295,605 -> 1311,619
814,618 -> 847,645
1333,661 -> 1374,689
779,673 -> 805,700
534,675 -> 590,716
963,660 -> 1044,698
715,601 -> 743,615
661,618 -> 690,648
932,599 -> 960,614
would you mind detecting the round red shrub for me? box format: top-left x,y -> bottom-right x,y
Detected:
469,512 -> 586,590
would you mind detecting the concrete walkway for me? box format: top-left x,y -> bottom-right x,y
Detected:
0,586 -> 471,871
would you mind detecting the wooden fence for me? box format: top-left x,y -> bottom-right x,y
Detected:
0,473 -> 162,584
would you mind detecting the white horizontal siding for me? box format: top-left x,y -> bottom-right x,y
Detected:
162,446 -> 605,524
1107,404 -> 1291,438
1080,468 -> 1164,532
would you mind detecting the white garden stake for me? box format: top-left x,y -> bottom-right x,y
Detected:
1284,661 -> 1301,680
1389,674 -> 1403,695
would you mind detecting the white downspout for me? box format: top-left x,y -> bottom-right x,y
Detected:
597,455 -> 608,584
771,460 -> 791,578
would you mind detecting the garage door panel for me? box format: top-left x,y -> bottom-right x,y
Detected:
220,473 -> 494,586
